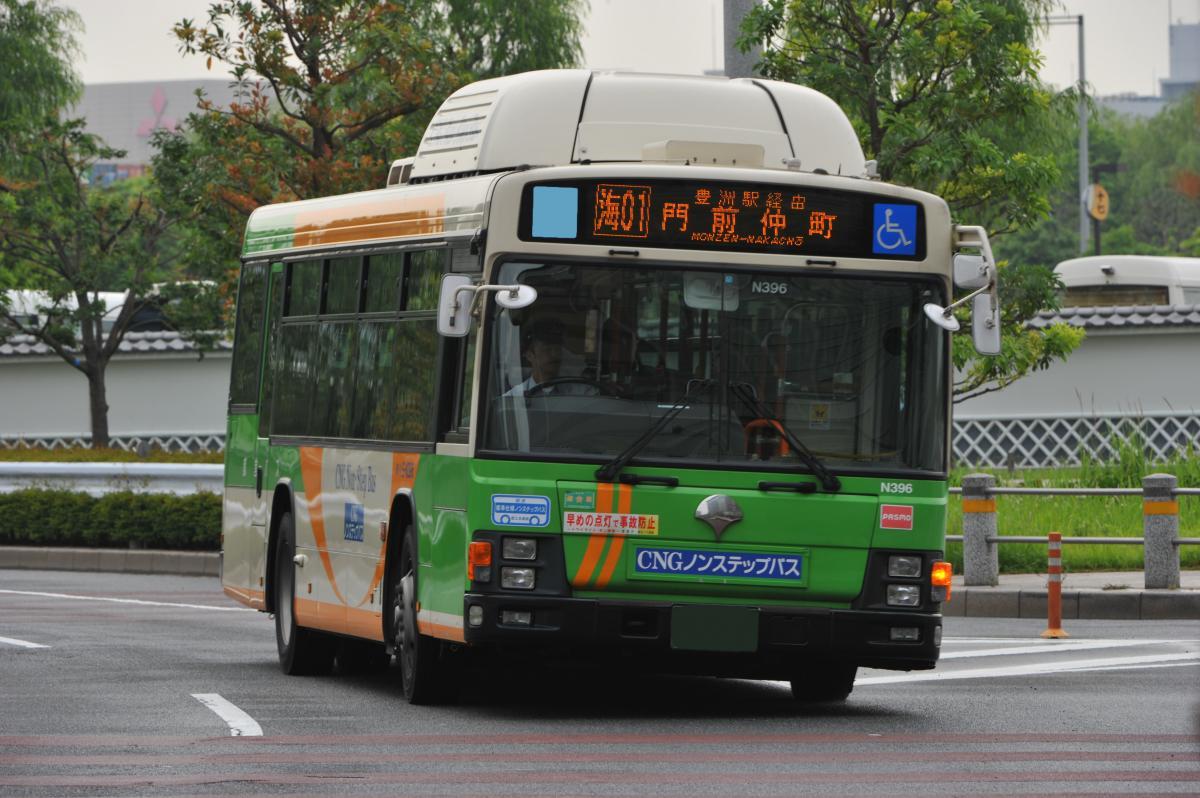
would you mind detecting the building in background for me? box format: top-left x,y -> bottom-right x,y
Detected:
953,256 -> 1200,468
72,79 -> 236,184
1099,22 -> 1198,119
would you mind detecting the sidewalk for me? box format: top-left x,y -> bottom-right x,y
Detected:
947,570 -> 1200,621
1,546 -> 1197,620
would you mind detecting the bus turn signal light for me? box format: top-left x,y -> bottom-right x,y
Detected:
931,560 -> 953,602
468,541 -> 493,581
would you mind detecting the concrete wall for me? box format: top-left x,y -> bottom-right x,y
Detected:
955,329 -> 1199,419
0,352 -> 231,439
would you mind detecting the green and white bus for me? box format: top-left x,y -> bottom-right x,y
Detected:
222,70 -> 999,703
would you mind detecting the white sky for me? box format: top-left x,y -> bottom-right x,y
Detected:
66,0 -> 1200,97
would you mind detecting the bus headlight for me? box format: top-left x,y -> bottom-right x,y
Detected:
501,567 -> 536,590
886,584 -> 920,607
502,537 -> 537,560
887,555 -> 922,578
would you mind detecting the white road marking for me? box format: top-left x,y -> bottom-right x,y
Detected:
855,651 -> 1200,685
191,693 -> 263,737
0,589 -> 254,612
940,638 -> 1180,659
0,635 -> 50,649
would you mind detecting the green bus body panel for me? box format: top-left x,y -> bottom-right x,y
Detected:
240,443 -> 945,625
224,413 -> 259,489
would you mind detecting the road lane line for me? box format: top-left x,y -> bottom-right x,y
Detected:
0,635 -> 49,649
0,589 -> 253,612
856,651 -> 1200,685
941,638 -> 1177,659
191,694 -> 263,737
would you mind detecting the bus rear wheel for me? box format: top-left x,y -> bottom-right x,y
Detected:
789,662 -> 857,703
390,526 -> 455,704
274,512 -> 335,676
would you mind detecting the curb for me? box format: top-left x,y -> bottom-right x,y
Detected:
0,546 -> 219,577
945,586 -> 1200,621
2,548 -> 1196,620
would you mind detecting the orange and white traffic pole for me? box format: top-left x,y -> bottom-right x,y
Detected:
1041,531 -> 1069,639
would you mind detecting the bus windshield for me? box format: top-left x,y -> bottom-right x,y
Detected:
480,260 -> 947,474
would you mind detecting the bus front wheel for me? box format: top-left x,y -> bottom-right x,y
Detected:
390,526 -> 455,704
789,663 -> 857,703
274,512 -> 335,676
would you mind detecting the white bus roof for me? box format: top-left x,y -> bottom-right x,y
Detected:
410,69 -> 866,182
1055,255 -> 1200,288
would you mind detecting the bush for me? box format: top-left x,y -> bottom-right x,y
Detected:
0,489 -> 220,550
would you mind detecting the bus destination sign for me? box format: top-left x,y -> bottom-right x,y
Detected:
520,179 -> 925,260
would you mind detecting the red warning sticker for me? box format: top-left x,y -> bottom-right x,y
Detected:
879,504 -> 914,530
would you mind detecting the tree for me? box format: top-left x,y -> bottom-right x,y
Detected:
742,0 -> 1084,402
158,0 -> 585,286
0,121 -> 219,447
0,0 -> 81,158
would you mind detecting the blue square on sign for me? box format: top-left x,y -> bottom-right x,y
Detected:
531,186 -> 579,239
872,203 -> 917,256
344,502 -> 364,542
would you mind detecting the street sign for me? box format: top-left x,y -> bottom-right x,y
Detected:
1086,183 -> 1109,221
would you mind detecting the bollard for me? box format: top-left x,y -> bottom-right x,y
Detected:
961,473 -> 998,586
1143,473 -> 1180,589
1041,531 -> 1069,639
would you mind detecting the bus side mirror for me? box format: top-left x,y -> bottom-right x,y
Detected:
438,274 -> 475,337
972,292 -> 1001,355
438,276 -> 539,337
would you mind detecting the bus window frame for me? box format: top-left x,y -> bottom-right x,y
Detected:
473,252 -> 952,481
228,258 -> 272,416
262,243 -> 458,452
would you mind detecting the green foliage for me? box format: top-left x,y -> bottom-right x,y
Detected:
156,0 -> 586,298
0,446 -> 222,463
0,489 -> 220,550
0,0 -> 80,157
741,0 -> 1083,401
1000,92 -> 1200,264
0,119 -> 223,446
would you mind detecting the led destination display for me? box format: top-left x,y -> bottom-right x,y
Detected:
521,179 -> 925,260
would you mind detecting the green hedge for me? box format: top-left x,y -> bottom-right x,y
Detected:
0,490 -> 220,550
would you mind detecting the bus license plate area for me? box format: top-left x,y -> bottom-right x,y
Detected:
670,605 -> 759,652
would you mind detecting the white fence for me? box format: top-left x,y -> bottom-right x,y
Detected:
952,413 -> 1200,468
0,462 -> 223,496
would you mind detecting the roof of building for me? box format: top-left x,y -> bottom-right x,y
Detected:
1029,304 -> 1200,330
0,331 -> 231,359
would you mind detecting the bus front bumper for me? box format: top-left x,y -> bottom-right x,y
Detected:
462,594 -> 940,674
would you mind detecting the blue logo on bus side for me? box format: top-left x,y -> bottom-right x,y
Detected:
872,203 -> 917,256
344,502 -> 365,542
491,494 -> 550,527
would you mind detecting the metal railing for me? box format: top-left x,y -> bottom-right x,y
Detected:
951,472 -> 1199,589
0,462 -> 222,497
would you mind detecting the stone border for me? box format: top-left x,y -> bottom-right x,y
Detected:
0,546 -> 219,577
943,586 -> 1200,620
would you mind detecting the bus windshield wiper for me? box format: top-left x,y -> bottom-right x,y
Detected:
728,382 -> 842,493
595,379 -> 715,483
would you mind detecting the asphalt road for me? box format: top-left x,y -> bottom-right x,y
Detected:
1,569 -> 1197,796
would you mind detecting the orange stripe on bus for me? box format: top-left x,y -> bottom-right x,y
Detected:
570,483 -> 616,587
595,538 -> 624,589
223,585 -> 265,609
1143,500 -> 1179,515
595,484 -> 634,589
419,621 -> 467,643
293,197 -> 445,250
298,447 -> 347,605
293,597 -> 384,642
962,498 -> 996,513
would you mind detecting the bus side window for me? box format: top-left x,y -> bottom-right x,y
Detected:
258,267 -> 283,437
405,249 -> 443,311
228,260 -> 268,410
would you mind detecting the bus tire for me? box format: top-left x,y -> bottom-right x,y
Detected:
274,512 -> 335,676
789,662 -> 856,703
390,525 -> 454,705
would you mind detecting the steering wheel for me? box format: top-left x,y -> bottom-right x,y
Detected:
524,376 -> 611,397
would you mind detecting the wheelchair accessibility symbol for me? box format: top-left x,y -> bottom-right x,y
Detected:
872,203 -> 917,256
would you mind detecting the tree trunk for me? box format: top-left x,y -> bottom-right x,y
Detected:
86,364 -> 110,449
